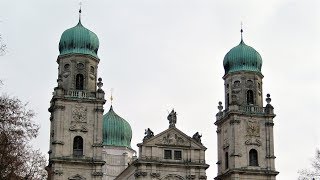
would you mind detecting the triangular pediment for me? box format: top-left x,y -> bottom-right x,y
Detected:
142,127 -> 206,150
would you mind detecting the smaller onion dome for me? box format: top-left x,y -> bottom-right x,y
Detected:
223,33 -> 262,75
58,19 -> 99,59
103,106 -> 132,148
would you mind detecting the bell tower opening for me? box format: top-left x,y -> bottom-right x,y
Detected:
225,152 -> 229,169
76,74 -> 84,90
73,136 -> 84,156
246,90 -> 254,105
249,149 -> 258,166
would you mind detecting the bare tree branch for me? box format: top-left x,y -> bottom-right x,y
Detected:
0,94 -> 47,179
299,149 -> 320,180
0,34 -> 6,56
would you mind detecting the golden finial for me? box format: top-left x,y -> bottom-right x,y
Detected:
79,2 -> 82,22
240,22 -> 244,42
110,88 -> 114,105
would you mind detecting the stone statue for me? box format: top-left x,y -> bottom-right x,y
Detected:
192,132 -> 202,143
167,109 -> 177,128
143,128 -> 154,141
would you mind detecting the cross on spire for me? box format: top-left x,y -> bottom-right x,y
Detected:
240,22 -> 244,42
79,2 -> 82,22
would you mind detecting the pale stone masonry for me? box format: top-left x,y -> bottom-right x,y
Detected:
215,33 -> 279,180
116,113 -> 209,180
47,53 -> 106,180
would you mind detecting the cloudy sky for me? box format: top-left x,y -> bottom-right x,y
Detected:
1,0 -> 320,179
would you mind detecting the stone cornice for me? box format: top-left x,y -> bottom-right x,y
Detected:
214,168 -> 279,180
49,157 -> 105,165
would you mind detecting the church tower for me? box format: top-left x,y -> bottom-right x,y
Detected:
215,29 -> 279,180
47,11 -> 106,180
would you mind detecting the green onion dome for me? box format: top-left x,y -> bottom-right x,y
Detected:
58,20 -> 99,59
223,39 -> 262,75
103,106 -> 132,148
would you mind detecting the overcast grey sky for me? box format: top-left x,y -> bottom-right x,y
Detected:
1,0 -> 320,179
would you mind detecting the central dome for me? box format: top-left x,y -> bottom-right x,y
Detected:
103,106 -> 132,148
58,20 -> 99,59
223,39 -> 262,75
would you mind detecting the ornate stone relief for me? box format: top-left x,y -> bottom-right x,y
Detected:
134,171 -> 147,177
150,172 -> 160,178
223,139 -> 229,149
199,175 -> 207,179
92,172 -> 103,176
160,133 -> 188,146
245,138 -> 262,146
186,175 -> 196,179
163,174 -> 184,180
69,124 -> 88,132
68,174 -> 86,180
246,120 -> 260,137
72,104 -> 87,123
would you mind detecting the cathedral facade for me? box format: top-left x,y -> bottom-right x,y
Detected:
46,12 -> 277,180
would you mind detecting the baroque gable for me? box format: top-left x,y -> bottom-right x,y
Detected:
142,127 -> 206,150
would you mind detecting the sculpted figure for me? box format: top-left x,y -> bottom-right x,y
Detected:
167,109 -> 177,128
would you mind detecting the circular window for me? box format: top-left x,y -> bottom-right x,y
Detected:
77,63 -> 85,69
64,64 -> 70,71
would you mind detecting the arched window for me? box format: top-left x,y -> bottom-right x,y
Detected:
225,152 -> 229,169
226,93 -> 230,108
73,136 -> 83,156
247,90 -> 254,105
249,149 -> 258,166
76,74 -> 84,90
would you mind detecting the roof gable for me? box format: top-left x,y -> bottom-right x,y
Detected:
141,127 -> 206,150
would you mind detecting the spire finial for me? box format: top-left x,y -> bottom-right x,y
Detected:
110,88 -> 114,105
240,22 -> 243,42
78,2 -> 82,23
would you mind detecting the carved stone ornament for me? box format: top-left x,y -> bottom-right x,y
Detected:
186,175 -> 196,179
54,170 -> 63,175
68,174 -> 86,180
246,120 -> 260,137
92,172 -> 103,176
134,171 -> 147,177
199,175 -> 207,179
192,132 -> 202,144
72,104 -> 87,123
69,124 -> 88,132
63,72 -> 70,78
164,174 -> 184,180
160,133 -> 187,146
143,128 -> 154,141
245,138 -> 262,146
168,109 -> 177,128
223,139 -> 229,149
150,172 -> 160,178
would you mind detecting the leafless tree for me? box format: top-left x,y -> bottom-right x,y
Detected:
0,34 -> 6,56
299,149 -> 320,180
0,94 -> 47,179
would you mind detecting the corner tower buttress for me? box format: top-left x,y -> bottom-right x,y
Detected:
47,12 -> 106,180
215,29 -> 278,180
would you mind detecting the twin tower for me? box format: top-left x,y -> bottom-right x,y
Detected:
46,14 -> 278,180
